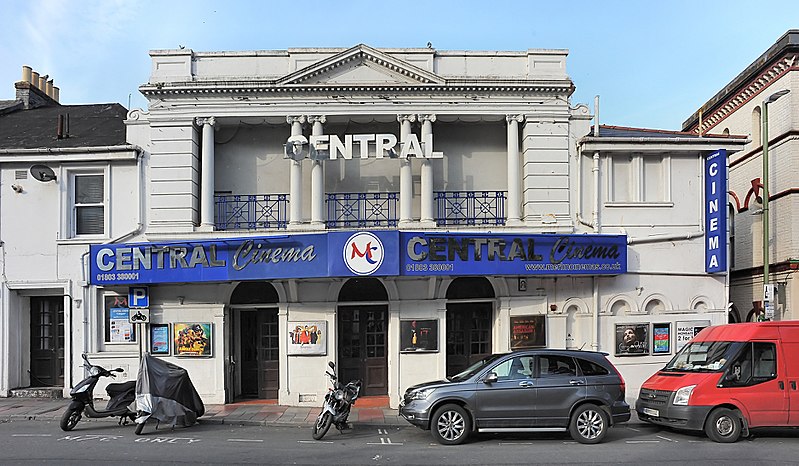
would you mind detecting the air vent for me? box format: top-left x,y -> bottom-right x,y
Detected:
15,170 -> 27,180
298,393 -> 317,403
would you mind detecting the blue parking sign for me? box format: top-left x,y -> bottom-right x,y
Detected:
129,286 -> 149,308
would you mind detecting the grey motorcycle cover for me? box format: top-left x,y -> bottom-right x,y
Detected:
136,353 -> 205,427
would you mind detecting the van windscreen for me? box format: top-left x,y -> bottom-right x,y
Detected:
664,341 -> 745,372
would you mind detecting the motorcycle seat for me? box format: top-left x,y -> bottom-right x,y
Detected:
106,380 -> 136,396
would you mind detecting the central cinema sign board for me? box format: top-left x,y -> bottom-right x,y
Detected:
90,232 -> 627,285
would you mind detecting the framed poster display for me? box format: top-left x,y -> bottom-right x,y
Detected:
174,323 -> 212,357
616,323 -> 649,356
150,324 -> 170,355
510,315 -> 546,349
109,307 -> 134,343
675,320 -> 711,351
288,322 -> 327,356
652,323 -> 671,354
400,319 -> 439,352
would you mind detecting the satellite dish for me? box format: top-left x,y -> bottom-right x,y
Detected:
30,164 -> 57,182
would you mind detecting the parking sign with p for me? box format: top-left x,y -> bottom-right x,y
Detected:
129,286 -> 149,309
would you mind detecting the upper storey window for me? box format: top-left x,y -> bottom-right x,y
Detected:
608,153 -> 671,204
71,172 -> 106,236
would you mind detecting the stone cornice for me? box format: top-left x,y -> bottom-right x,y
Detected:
684,53 -> 798,134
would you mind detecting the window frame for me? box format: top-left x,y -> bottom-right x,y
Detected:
65,166 -> 109,239
606,152 -> 673,206
102,293 -> 137,345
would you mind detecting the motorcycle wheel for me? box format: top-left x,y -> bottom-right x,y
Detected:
59,407 -> 81,432
312,412 -> 333,440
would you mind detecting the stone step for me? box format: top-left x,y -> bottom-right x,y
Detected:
9,387 -> 64,399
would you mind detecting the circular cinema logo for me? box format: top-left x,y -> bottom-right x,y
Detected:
343,232 -> 384,276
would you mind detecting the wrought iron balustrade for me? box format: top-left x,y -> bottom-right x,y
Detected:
326,192 -> 398,229
215,194 -> 288,230
435,191 -> 507,226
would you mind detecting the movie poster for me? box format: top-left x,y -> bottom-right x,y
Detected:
287,322 -> 327,355
616,323 -> 649,356
510,315 -> 546,349
174,323 -> 212,357
652,323 -> 671,354
400,320 -> 438,352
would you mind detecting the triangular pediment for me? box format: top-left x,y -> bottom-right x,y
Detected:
278,44 -> 444,87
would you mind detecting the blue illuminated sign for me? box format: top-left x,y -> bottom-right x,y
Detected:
705,150 -> 728,273
90,231 -> 626,285
401,233 -> 626,276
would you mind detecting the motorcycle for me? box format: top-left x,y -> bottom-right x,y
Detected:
134,353 -> 205,435
60,354 -> 136,431
312,361 -> 362,440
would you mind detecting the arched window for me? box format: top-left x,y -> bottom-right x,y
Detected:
446,277 -> 495,299
338,277 -> 388,302
752,106 -> 762,145
231,282 -> 278,304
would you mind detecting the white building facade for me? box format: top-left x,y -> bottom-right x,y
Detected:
3,45 -> 745,407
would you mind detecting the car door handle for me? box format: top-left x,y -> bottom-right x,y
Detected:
518,381 -> 534,388
569,380 -> 584,385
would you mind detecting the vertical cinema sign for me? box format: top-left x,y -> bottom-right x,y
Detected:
705,149 -> 727,273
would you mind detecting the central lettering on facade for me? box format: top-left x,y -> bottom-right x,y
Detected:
291,133 -> 443,159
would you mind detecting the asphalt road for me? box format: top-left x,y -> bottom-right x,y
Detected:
1,418 -> 799,465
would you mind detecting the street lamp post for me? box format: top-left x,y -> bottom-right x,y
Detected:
762,89 -> 790,320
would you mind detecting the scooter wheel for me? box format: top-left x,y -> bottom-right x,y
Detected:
60,407 -> 81,432
135,419 -> 146,435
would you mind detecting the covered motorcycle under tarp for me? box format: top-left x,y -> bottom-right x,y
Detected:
135,353 -> 205,434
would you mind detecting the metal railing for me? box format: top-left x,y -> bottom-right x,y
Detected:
326,192 -> 398,229
435,191 -> 507,226
214,194 -> 288,230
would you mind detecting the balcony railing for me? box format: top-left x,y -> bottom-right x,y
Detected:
215,194 -> 288,230
435,191 -> 506,226
326,192 -> 398,229
214,191 -> 506,230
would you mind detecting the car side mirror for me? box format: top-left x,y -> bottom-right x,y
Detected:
484,372 -> 498,384
114,368 -> 124,373
328,361 -> 335,370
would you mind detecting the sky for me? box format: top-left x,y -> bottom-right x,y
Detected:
0,0 -> 796,131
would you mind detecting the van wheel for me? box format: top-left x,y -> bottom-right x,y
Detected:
705,408 -> 742,443
569,404 -> 608,444
431,404 -> 470,445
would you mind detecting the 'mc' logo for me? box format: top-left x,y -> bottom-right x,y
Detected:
343,232 -> 384,276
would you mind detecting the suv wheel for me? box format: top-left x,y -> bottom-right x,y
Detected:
704,408 -> 742,443
431,404 -> 470,445
569,404 -> 608,444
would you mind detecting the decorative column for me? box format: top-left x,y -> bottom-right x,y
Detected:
198,117 -> 216,231
398,114 -> 416,226
287,116 -> 306,226
309,115 -> 326,227
506,114 -> 524,225
419,114 -> 436,226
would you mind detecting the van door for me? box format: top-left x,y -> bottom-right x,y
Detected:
778,327 -> 799,425
725,341 -> 788,427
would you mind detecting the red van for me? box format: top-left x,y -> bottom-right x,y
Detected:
636,322 -> 799,442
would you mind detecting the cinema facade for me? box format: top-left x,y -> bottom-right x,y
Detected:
72,44 -> 747,407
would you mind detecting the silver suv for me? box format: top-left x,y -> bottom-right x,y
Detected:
399,349 -> 630,445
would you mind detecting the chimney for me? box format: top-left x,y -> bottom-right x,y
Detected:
15,66 -> 59,109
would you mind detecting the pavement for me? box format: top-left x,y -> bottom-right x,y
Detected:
0,396 -> 407,427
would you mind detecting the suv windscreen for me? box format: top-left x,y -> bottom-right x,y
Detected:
664,341 -> 745,372
449,354 -> 506,382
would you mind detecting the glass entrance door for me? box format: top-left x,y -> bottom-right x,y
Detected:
337,305 -> 388,396
239,308 -> 279,399
446,302 -> 493,377
29,297 -> 64,387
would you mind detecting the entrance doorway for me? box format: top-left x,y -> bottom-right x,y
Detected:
29,297 -> 64,387
231,282 -> 279,401
337,278 -> 388,397
445,278 -> 495,377
239,309 -> 279,399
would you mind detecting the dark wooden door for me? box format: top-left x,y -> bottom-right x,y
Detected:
338,306 -> 387,396
30,297 -> 64,387
239,308 -> 279,400
446,302 -> 493,377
